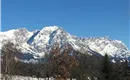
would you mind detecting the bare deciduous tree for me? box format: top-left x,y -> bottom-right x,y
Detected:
1,41 -> 20,80
48,44 -> 78,80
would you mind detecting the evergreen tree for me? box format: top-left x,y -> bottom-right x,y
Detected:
101,54 -> 113,80
123,59 -> 129,76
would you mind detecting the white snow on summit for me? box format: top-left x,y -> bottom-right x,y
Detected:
0,26 -> 129,62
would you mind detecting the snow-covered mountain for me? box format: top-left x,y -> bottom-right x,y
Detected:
0,26 -> 130,62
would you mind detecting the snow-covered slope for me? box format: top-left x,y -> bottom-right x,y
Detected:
0,28 -> 33,44
0,26 -> 129,62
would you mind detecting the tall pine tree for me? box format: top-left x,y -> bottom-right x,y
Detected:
101,54 -> 113,80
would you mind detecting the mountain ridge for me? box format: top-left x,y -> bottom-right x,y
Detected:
0,26 -> 129,63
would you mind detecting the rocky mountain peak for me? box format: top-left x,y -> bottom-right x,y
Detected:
0,26 -> 129,62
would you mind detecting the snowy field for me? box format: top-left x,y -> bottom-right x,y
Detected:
1,75 -> 76,80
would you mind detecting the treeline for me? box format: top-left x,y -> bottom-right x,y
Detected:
2,53 -> 130,80
1,41 -> 130,80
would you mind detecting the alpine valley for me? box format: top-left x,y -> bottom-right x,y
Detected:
0,26 -> 130,63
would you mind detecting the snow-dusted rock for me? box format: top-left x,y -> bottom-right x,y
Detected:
0,26 -> 129,62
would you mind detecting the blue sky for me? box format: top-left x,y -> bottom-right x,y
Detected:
1,0 -> 129,48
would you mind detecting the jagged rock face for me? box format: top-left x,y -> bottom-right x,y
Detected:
13,28 -> 33,44
0,28 -> 32,44
0,26 -> 129,62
